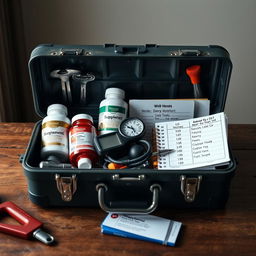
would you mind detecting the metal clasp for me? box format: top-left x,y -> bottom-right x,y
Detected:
55,174 -> 77,201
112,174 -> 145,181
180,175 -> 202,202
170,49 -> 202,56
59,48 -> 83,55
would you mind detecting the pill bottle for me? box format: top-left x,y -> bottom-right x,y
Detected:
41,104 -> 70,163
98,88 -> 128,135
69,114 -> 98,169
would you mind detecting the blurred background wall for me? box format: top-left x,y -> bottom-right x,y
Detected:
2,0 -> 256,123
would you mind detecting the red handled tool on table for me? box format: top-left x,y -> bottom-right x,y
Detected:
186,65 -> 203,98
0,201 -> 54,245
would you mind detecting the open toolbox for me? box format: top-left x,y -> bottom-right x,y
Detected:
21,44 -> 236,213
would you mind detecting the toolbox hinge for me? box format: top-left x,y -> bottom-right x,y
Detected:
55,174 -> 77,202
180,175 -> 202,203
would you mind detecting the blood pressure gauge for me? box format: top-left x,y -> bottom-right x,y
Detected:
119,117 -> 145,139
94,117 -> 146,156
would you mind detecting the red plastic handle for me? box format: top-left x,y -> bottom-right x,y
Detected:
0,201 -> 42,239
186,65 -> 201,84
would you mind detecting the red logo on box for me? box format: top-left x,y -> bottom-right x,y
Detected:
111,214 -> 118,219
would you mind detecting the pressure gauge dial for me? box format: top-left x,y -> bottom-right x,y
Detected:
94,117 -> 146,156
119,117 -> 145,139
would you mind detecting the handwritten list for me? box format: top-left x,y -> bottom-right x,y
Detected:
155,112 -> 230,170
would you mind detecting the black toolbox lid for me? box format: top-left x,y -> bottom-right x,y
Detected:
28,44 -> 232,121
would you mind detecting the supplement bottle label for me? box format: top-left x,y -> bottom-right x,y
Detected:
42,121 -> 69,148
98,105 -> 126,132
69,127 -> 96,154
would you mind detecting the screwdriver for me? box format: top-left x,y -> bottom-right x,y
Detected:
186,65 -> 203,98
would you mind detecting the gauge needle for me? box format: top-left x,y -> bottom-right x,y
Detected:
127,126 -> 135,132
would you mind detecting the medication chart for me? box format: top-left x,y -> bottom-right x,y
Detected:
129,99 -> 195,141
155,112 -> 230,170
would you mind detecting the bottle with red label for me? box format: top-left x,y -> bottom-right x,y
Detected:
69,114 -> 98,169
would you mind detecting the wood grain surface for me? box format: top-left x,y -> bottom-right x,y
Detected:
0,123 -> 255,256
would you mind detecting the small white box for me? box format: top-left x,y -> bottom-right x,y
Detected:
101,213 -> 182,246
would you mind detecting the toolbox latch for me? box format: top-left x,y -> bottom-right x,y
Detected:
170,49 -> 202,56
180,175 -> 202,202
55,174 -> 77,202
59,49 -> 84,56
114,45 -> 147,54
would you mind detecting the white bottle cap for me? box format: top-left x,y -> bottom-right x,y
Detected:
78,157 -> 92,169
72,114 -> 94,124
47,104 -> 67,116
105,88 -> 125,99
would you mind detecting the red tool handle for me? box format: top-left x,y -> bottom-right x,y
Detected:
0,201 -> 43,239
186,65 -> 201,84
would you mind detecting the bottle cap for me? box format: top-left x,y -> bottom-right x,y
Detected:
105,88 -> 125,99
71,114 -> 93,124
78,157 -> 92,169
47,104 -> 68,116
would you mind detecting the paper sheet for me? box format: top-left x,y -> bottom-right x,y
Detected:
129,99 -> 196,141
155,112 -> 230,170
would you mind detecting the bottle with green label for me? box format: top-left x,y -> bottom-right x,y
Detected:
98,88 -> 128,135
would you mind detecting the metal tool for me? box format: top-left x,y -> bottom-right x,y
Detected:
50,69 -> 80,104
39,161 -> 73,169
186,65 -> 203,98
0,201 -> 54,245
72,73 -> 95,104
151,149 -> 175,169
151,149 -> 175,157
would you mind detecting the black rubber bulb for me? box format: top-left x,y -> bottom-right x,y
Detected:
129,143 -> 145,158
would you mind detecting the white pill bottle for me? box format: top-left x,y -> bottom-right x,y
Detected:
41,104 -> 70,163
98,88 -> 128,135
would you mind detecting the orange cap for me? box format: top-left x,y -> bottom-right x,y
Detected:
107,163 -> 127,169
186,65 -> 201,84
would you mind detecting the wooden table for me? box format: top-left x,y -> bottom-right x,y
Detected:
0,123 -> 255,256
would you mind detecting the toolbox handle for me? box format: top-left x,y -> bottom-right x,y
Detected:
96,183 -> 161,214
